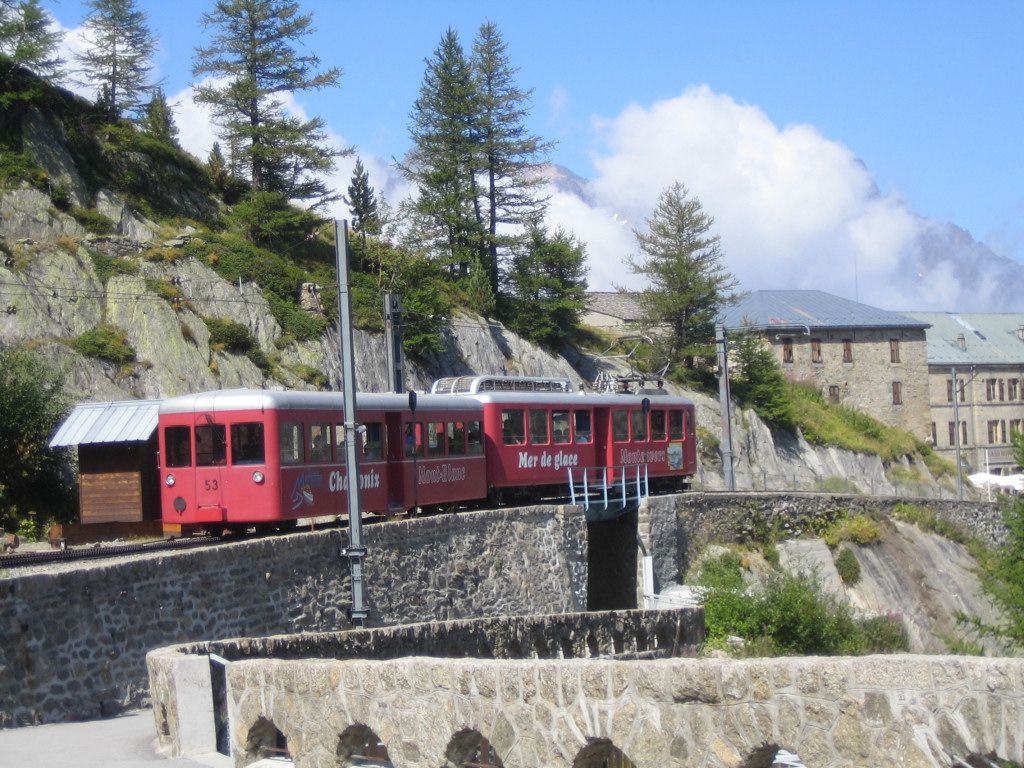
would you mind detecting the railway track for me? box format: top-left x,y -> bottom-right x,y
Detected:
0,535 -> 229,570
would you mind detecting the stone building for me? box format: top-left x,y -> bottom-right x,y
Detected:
901,312 -> 1024,474
582,292 -> 646,337
719,290 -> 931,440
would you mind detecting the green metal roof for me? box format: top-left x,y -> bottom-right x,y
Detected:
902,312 -> 1024,367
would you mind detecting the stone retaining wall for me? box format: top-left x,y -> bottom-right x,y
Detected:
0,505 -> 585,727
644,492 -> 1005,588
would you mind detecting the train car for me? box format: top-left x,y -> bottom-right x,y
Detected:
431,376 -> 697,502
157,389 -> 485,533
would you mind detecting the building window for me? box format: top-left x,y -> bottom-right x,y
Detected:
811,338 -> 822,364
999,379 -> 1006,401
986,378 -> 997,402
988,420 -> 1006,444
946,379 -> 953,403
1010,419 -> 1022,438
1010,379 -> 1019,401
828,385 -> 840,403
962,421 -> 969,446
842,338 -> 853,363
949,421 -> 968,447
891,381 -> 902,405
930,422 -> 936,445
782,337 -> 793,364
948,422 -> 956,446
889,339 -> 900,363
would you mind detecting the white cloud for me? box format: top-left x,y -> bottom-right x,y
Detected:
545,85 -> 1021,311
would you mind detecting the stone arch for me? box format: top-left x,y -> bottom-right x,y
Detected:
241,716 -> 289,765
445,728 -> 505,768
336,723 -> 391,767
573,739 -> 637,768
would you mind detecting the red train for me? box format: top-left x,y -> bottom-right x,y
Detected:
157,376 -> 696,534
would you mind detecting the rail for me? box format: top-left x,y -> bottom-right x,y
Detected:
567,464 -> 649,520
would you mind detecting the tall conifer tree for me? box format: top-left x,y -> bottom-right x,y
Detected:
345,158 -> 381,237
76,0 -> 155,119
0,0 -> 63,81
141,86 -> 178,144
192,0 -> 344,207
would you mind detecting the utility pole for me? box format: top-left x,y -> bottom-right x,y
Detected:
383,293 -> 405,394
335,220 -> 368,626
952,366 -> 964,501
716,324 -> 736,491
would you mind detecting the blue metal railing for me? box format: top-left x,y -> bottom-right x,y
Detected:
568,464 -> 649,519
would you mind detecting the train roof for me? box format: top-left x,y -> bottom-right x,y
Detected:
455,390 -> 695,408
158,389 -> 483,415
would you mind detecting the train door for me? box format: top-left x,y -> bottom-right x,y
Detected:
384,412 -> 407,513
194,416 -> 227,520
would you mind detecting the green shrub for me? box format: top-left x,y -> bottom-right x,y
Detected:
285,362 -> 327,389
0,150 -> 47,190
88,249 -> 138,283
860,614 -> 910,653
696,425 -> 720,455
226,191 -> 323,247
202,316 -> 254,352
834,546 -> 861,585
695,551 -> 746,590
245,347 -> 272,375
49,182 -> 72,211
813,476 -> 862,494
824,514 -> 881,547
70,206 -> 116,235
71,323 -> 135,364
762,541 -> 779,567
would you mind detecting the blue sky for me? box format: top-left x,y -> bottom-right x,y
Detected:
44,1 -> 1024,309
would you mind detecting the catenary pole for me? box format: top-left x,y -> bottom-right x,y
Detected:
383,293 -> 405,394
716,324 -> 736,491
335,220 -> 368,625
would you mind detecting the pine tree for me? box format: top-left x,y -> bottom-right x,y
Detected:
505,224 -> 588,349
345,158 -> 381,237
403,27 -> 483,275
76,0 -> 155,119
0,0 -> 63,81
142,86 -> 178,144
207,141 -> 227,188
628,182 -> 741,372
471,22 -> 550,299
192,0 -> 344,207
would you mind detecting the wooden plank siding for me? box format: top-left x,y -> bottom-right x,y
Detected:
79,471 -> 143,523
77,438 -> 161,523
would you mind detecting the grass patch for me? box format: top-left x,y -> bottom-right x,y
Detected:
70,206 -> 116,235
813,476 -> 862,494
823,513 -> 881,547
70,323 -> 135,364
0,149 -> 48,190
88,249 -> 138,283
834,546 -> 861,585
696,425 -> 720,456
284,362 -> 327,389
890,502 -> 970,545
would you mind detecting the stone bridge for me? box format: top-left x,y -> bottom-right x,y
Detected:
148,609 -> 1024,768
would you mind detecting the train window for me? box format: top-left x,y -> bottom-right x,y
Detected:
363,422 -> 384,460
196,424 -> 226,466
467,420 -> 483,455
404,423 -> 423,458
612,409 -> 629,442
279,422 -> 304,464
552,410 -> 570,444
333,424 -> 346,463
447,421 -> 467,455
528,409 -> 548,444
310,423 -> 331,463
426,421 -> 445,457
165,426 -> 192,467
650,410 -> 666,441
573,410 -> 592,443
501,409 -> 525,445
230,423 -> 264,464
669,410 -> 684,439
631,410 -> 648,441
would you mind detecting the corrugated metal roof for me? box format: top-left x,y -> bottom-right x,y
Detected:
718,290 -> 929,331
49,399 -> 160,447
586,291 -> 644,321
902,312 -> 1024,366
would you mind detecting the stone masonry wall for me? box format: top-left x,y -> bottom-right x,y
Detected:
0,505 -> 585,727
642,492 -> 1005,589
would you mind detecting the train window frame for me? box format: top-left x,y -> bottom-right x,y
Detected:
309,423 -> 331,464
196,423 -> 226,466
165,426 -> 192,467
528,409 -> 549,445
447,421 -> 467,456
552,410 -> 570,444
630,410 -> 648,442
573,410 -> 592,443
612,409 -> 629,442
279,421 -> 304,465
404,422 -> 424,458
501,409 -> 525,445
333,423 -> 347,463
230,422 -> 265,465
669,410 -> 684,439
650,410 -> 667,441
426,421 -> 445,457
467,420 -> 483,455
363,422 -> 384,460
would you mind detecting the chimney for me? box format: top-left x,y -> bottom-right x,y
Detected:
956,333 -> 966,351
1017,324 -> 1024,342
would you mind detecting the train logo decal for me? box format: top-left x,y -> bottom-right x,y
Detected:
619,447 -> 668,466
290,470 -> 323,510
667,442 -> 683,470
417,462 -> 468,485
328,469 -> 382,492
516,450 -> 579,471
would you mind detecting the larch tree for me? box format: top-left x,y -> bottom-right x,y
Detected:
192,0 -> 344,207
141,85 -> 178,144
403,27 -> 483,277
76,0 -> 156,119
471,21 -> 549,300
0,0 -> 63,81
345,158 -> 381,238
628,182 -> 741,373
504,224 -> 588,349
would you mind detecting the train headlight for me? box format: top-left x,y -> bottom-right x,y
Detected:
165,474 -> 176,487
252,471 -> 265,484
